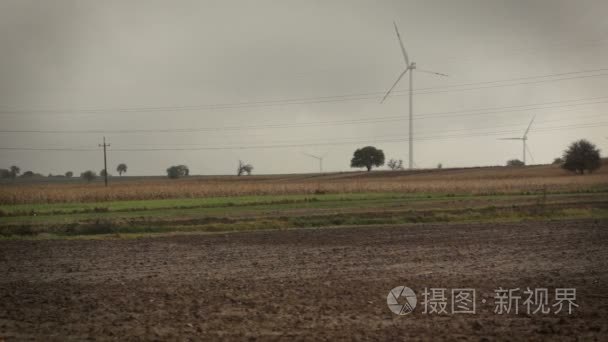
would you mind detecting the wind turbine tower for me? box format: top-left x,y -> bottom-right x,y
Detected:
381,22 -> 448,170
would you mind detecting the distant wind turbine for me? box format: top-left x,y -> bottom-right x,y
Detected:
302,152 -> 326,173
381,21 -> 448,170
499,115 -> 536,165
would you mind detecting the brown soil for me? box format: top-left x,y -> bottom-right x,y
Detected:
1,219 -> 607,341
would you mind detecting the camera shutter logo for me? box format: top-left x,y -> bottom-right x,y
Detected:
387,286 -> 417,315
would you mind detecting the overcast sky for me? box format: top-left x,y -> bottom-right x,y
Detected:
1,0 -> 607,176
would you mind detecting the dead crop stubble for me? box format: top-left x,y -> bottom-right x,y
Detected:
1,165 -> 606,205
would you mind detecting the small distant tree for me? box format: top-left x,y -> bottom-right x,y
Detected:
351,146 -> 385,172
552,157 -> 563,165
177,165 -> 189,176
167,165 -> 189,179
100,169 -> 111,177
167,166 -> 179,179
387,159 -> 403,170
437,163 -> 443,169
0,169 -> 10,179
9,165 -> 20,179
65,171 -> 73,178
116,163 -> 127,176
21,171 -> 35,177
506,159 -> 525,167
561,139 -> 601,174
81,170 -> 97,183
237,160 -> 254,176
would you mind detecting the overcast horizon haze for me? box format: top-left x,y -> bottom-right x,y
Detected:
1,0 -> 607,176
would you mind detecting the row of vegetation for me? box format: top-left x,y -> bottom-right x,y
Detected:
358,139 -> 602,174
129,138 -> 607,179
0,164 -> 128,181
0,161 -> 252,181
1,139 -> 602,183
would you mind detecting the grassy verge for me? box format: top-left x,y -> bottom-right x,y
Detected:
1,193 -> 606,239
2,191 -> 606,217
0,192 -> 481,217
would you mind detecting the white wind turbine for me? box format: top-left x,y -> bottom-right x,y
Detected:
302,152 -> 326,173
381,22 -> 448,170
499,115 -> 536,165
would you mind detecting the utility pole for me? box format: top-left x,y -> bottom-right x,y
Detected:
99,136 -> 110,187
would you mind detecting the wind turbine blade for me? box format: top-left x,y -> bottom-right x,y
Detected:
524,114 -> 536,137
525,144 -> 535,164
416,68 -> 449,77
381,67 -> 409,103
393,22 -> 410,66
302,152 -> 321,160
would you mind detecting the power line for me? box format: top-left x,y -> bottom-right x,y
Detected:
96,112 -> 608,148
0,147 -> 98,151
2,96 -> 606,134
301,35 -> 608,74
407,73 -> 608,96
1,68 -> 607,115
111,122 -> 607,150
134,116 -> 608,148
2,121 -> 606,152
437,36 -> 608,65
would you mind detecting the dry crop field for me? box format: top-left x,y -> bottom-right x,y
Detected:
1,163 -> 607,205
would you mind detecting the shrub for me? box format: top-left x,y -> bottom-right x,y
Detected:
81,170 -> 97,182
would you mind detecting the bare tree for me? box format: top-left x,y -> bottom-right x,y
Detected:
387,159 -> 404,170
237,160 -> 254,176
